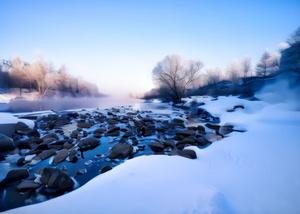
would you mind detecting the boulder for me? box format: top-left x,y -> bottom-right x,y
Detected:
168,149 -> 197,159
38,149 -> 57,160
16,180 -> 42,191
195,137 -> 211,147
15,122 -> 32,135
105,131 -> 120,137
107,125 -> 120,133
42,133 -> 59,141
173,118 -> 184,124
52,149 -> 68,165
108,143 -> 133,159
68,148 -> 78,163
100,165 -> 112,174
148,143 -> 165,152
77,122 -> 93,129
0,134 -> 15,151
176,130 -> 195,137
2,169 -> 29,184
70,130 -> 80,138
163,139 -> 175,149
176,137 -> 196,150
78,137 -> 100,148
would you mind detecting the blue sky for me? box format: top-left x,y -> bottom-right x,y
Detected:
0,0 -> 299,96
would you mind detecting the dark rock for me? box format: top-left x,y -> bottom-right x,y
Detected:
38,149 -> 57,160
70,130 -> 80,138
52,139 -> 67,145
17,180 -> 42,191
197,125 -> 206,133
148,143 -> 164,152
2,169 -> 29,184
77,122 -> 93,129
94,133 -> 102,138
131,138 -> 139,146
54,118 -> 71,129
219,123 -> 234,136
78,137 -> 100,148
17,157 -> 25,166
168,149 -> 197,159
49,144 -> 64,150
108,143 -> 133,159
35,144 -> 50,150
38,168 -> 74,191
31,137 -> 43,144
163,139 -> 175,149
176,137 -> 196,150
107,119 -> 118,125
94,128 -> 106,134
16,139 -> 31,150
52,149 -> 68,165
123,131 -> 133,138
15,122 -> 32,135
176,130 -> 195,137
205,124 -> 220,131
0,134 -> 15,151
105,131 -> 120,137
173,118 -> 184,124
107,125 -> 120,133
142,128 -> 155,136
191,107 -> 220,123
133,120 -> 144,127
100,165 -> 112,174
64,143 -> 75,150
195,137 -> 211,147
42,133 -> 59,141
68,148 -> 78,163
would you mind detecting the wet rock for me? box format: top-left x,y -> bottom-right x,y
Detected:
54,118 -> 71,129
2,169 -> 29,184
108,143 -> 133,159
94,128 -> 106,134
49,144 -> 64,150
219,123 -> 234,136
42,133 -> 59,141
168,149 -> 197,159
78,137 -> 100,148
142,128 -> 155,136
107,119 -> 118,125
107,125 -> 120,133
77,122 -> 93,129
100,165 -> 112,174
52,149 -> 68,165
38,168 -> 74,191
176,137 -> 196,150
70,130 -> 80,138
131,138 -> 139,146
17,157 -> 26,166
0,134 -> 15,151
148,143 -> 165,152
16,180 -> 42,191
105,131 -> 120,137
173,118 -> 184,124
15,122 -> 32,135
195,137 -> 211,147
205,124 -> 220,131
15,139 -> 31,150
163,139 -> 175,149
123,131 -> 133,138
64,143 -> 75,150
38,149 -> 57,160
176,130 -> 195,137
134,120 -> 144,127
196,125 -> 206,134
68,148 -> 78,163
35,144 -> 50,150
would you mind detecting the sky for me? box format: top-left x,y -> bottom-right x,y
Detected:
0,0 -> 299,97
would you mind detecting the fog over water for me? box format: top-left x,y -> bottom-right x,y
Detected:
7,96 -> 144,113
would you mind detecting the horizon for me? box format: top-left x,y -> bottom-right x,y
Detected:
0,0 -> 299,97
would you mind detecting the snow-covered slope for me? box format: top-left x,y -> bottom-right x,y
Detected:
3,86 -> 300,214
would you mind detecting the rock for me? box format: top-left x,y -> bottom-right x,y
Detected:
15,122 -> 32,135
42,138 -> 57,145
77,122 -> 93,129
68,148 -> 78,163
75,168 -> 87,177
17,157 -> 25,166
163,139 -> 175,149
2,169 -> 29,184
107,125 -> 120,133
42,133 -> 59,141
16,180 -> 42,191
105,131 -> 120,137
197,125 -> 206,133
131,138 -> 139,146
205,124 -> 220,131
204,133 -> 222,143
219,123 -> 234,136
100,165 -> 112,174
52,149 -> 68,165
16,139 -> 31,150
123,131 -> 133,138
107,119 -> 118,125
54,118 -> 71,128
0,134 -> 15,151
142,128 -> 155,136
64,143 -> 75,150
38,149 -> 57,160
108,143 -> 133,159
38,168 -> 74,191
148,143 -> 165,152
176,137 -> 196,150
173,118 -> 184,124
176,130 -> 195,137
133,120 -> 144,127
191,107 -> 220,122
94,128 -> 106,134
78,137 -> 100,148
168,149 -> 197,159
70,130 -> 80,138
195,137 -> 211,147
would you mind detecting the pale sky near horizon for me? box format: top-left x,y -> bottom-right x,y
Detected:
0,0 -> 299,97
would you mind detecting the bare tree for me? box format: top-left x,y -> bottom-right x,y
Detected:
241,56 -> 252,78
226,59 -> 242,84
152,55 -> 203,103
10,57 -> 31,95
205,67 -> 222,85
256,50 -> 271,78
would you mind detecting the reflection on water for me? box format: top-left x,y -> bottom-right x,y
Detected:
8,96 -> 144,112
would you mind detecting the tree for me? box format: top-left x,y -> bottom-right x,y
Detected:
205,67 -> 222,85
280,26 -> 300,73
152,55 -> 203,103
241,56 -> 252,78
226,59 -> 242,84
256,50 -> 271,77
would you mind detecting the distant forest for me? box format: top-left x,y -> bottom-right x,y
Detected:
0,58 -> 100,99
145,27 -> 300,103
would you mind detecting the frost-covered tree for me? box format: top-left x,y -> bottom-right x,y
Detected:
205,67 -> 222,85
256,50 -> 271,78
226,59 -> 242,84
152,55 -> 203,103
241,56 -> 252,78
280,27 -> 300,73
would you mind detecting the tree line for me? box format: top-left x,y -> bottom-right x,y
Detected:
0,57 -> 99,99
146,26 -> 299,103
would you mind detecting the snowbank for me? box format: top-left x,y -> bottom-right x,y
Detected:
3,89 -> 300,213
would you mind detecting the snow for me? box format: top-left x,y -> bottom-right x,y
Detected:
3,83 -> 300,214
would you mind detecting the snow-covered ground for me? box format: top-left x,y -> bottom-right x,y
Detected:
2,81 -> 300,214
